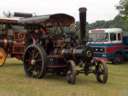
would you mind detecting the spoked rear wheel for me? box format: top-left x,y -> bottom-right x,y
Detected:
23,44 -> 47,78
95,61 -> 108,84
66,60 -> 76,84
0,48 -> 7,67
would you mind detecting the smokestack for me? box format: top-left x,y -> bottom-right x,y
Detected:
79,7 -> 87,42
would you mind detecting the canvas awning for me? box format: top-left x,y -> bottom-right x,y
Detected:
18,13 -> 75,26
0,17 -> 18,24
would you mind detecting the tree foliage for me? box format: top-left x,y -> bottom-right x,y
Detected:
117,0 -> 128,21
118,0 -> 128,16
86,15 -> 128,32
74,14 -> 128,32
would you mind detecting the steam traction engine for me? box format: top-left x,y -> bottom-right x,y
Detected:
0,18 -> 27,66
23,8 -> 108,84
0,12 -> 33,66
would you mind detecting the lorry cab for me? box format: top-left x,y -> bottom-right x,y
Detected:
88,28 -> 125,64
89,28 -> 123,44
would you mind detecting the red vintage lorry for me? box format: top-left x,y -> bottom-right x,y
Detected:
88,28 -> 128,64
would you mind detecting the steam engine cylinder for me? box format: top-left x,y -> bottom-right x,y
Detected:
61,47 -> 93,61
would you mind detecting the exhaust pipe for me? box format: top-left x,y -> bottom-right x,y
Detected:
79,7 -> 87,43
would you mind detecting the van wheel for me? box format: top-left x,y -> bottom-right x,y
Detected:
112,53 -> 124,64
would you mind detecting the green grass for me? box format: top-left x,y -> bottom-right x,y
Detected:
0,58 -> 128,96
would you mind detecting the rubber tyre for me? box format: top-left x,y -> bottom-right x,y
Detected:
112,54 -> 124,64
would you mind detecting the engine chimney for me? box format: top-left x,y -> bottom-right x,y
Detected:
79,7 -> 87,42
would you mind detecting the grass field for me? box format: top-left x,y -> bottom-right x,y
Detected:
0,58 -> 128,96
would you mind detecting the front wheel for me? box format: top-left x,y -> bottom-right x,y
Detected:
66,60 -> 76,84
0,48 -> 7,67
95,61 -> 108,84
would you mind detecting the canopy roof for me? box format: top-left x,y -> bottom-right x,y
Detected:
19,13 -> 75,26
0,17 -> 19,24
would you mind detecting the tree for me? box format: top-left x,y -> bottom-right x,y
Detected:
117,0 -> 128,21
87,15 -> 128,32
